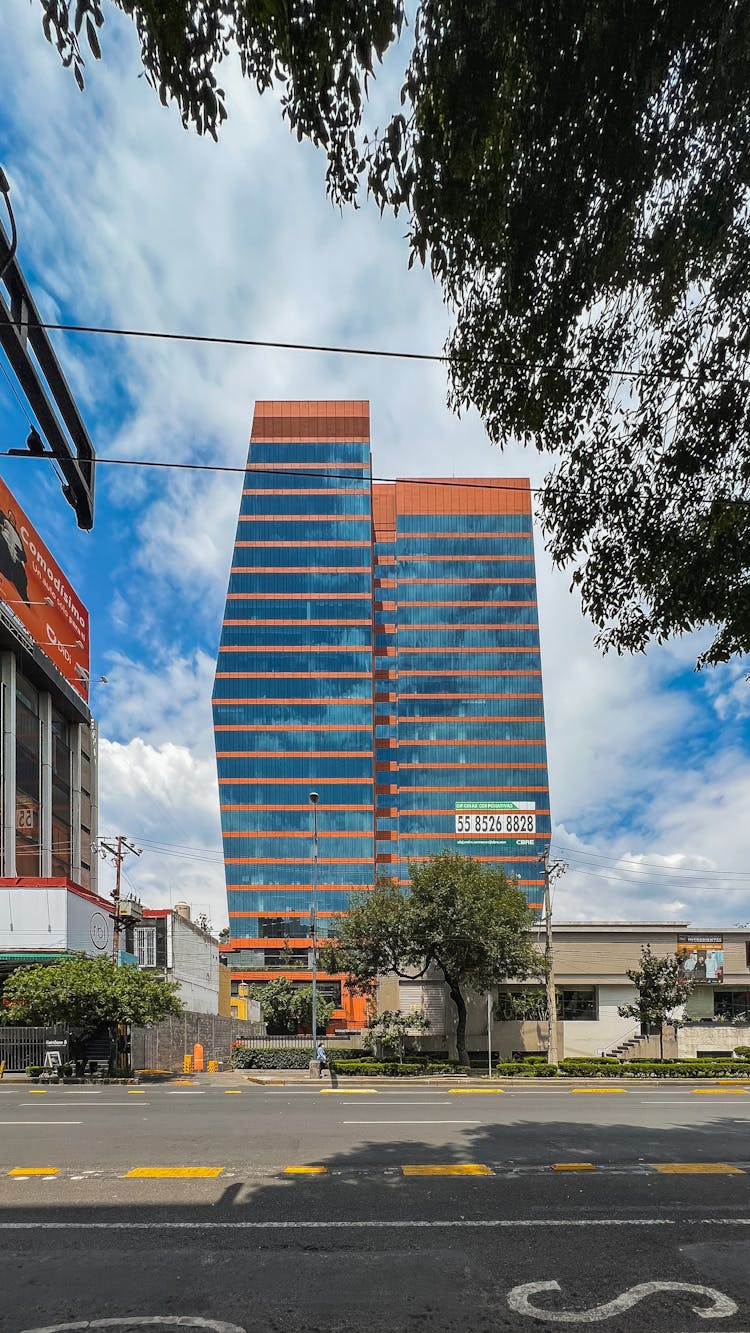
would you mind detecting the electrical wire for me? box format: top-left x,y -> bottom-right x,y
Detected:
550,841 -> 750,880
0,449 -> 546,492
23,318 -> 750,388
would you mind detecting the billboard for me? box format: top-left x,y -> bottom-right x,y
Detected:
677,934 -> 724,984
0,475 -> 89,699
455,801 -> 536,849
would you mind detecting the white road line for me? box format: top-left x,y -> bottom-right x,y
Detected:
16,1102 -> 151,1107
0,1218 -> 693,1230
342,1119 -> 482,1125
0,1120 -> 82,1125
165,1092 -> 206,1096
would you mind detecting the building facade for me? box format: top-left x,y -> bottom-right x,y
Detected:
1,475 -> 99,984
388,923 -> 750,1061
213,400 -> 550,1028
121,903 -> 228,1016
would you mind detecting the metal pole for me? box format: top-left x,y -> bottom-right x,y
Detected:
543,855 -> 558,1067
309,792 -> 319,1055
487,991 -> 493,1079
112,835 -> 123,965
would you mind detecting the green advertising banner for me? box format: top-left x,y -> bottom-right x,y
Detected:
454,801 -> 536,848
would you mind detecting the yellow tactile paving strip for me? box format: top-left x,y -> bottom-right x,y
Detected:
4,1161 -> 750,1181
650,1163 -> 744,1174
551,1163 -> 596,1171
123,1166 -> 225,1179
7,1167 -> 59,1176
402,1164 -> 493,1177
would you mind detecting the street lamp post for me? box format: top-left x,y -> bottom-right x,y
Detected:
309,791 -> 319,1055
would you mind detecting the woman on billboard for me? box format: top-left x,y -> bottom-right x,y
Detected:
0,507 -> 29,604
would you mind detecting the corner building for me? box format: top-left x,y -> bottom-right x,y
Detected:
213,401 -> 550,1029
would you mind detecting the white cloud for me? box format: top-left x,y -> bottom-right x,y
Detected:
2,2 -> 750,935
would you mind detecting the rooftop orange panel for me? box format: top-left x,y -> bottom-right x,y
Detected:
395,478 -> 531,516
250,399 -> 370,444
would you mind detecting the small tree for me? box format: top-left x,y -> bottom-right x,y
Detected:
1,955 -> 182,1069
291,987 -> 335,1036
618,945 -> 693,1060
251,977 -> 334,1035
320,852 -> 543,1065
250,977 -> 298,1034
363,1009 -> 430,1062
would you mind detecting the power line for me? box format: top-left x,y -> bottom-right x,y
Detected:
0,448 -> 547,492
22,319 -> 750,388
550,841 -> 750,880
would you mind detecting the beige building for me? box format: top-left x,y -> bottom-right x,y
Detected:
379,923 -> 750,1061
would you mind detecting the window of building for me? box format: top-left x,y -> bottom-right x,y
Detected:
15,686 -> 40,877
714,990 -> 750,1022
51,709 -> 71,878
135,927 -> 157,968
558,988 -> 597,1021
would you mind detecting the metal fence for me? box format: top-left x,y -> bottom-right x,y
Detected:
234,1033 -> 362,1050
0,1025 -> 68,1073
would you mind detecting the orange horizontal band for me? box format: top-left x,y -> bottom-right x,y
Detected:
214,724 -> 371,732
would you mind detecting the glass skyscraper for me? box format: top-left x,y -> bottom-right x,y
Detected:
213,401 -> 550,1028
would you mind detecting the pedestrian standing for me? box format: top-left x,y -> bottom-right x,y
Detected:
316,1040 -> 328,1077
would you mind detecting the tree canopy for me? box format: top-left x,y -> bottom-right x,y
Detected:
251,975 -> 334,1035
1,954 -> 182,1039
320,852 -> 543,1064
35,2 -> 750,669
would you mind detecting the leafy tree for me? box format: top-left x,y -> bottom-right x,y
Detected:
320,852 -> 543,1065
218,927 -> 230,944
618,944 -> 694,1060
1,954 -> 182,1067
251,976 -> 333,1035
362,1008 -> 430,1062
34,2 -> 750,668
291,986 -> 335,1036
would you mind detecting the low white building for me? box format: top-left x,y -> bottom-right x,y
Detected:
0,877 -> 113,981
121,902 -> 226,1015
379,922 -> 750,1061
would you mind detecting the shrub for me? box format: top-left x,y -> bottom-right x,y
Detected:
734,1046 -> 750,1058
231,1047 -> 312,1070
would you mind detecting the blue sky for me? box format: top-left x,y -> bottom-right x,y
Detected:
1,2 -> 749,928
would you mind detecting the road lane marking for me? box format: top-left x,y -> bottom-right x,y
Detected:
283,1165 -> 327,1175
506,1279 -> 738,1323
343,1119 -> 481,1125
0,1120 -> 82,1125
27,1090 -> 47,1095
225,1090 -> 242,1095
650,1162 -> 744,1174
551,1163 -> 596,1171
402,1163 -> 492,1176
124,1166 -> 224,1178
128,1090 -> 146,1095
8,1167 -> 59,1176
569,1089 -> 628,1095
449,1089 -> 504,1095
0,1218 -> 686,1230
17,1319 -> 246,1333
319,1089 -> 374,1095
693,1088 -> 749,1095
17,1101 -> 151,1107
165,1091 -> 206,1096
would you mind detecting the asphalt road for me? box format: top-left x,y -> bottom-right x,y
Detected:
3,1080 -> 750,1333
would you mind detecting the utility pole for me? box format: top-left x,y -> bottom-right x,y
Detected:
99,835 -> 141,964
540,852 -> 566,1066
309,792 -> 319,1056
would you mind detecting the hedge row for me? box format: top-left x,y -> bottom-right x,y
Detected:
495,1060 -> 750,1078
232,1048 -> 312,1070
